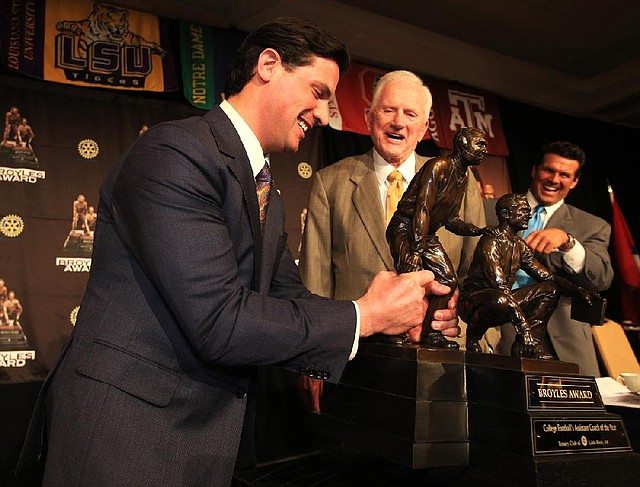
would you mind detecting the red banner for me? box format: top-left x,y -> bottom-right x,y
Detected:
329,63 -> 390,136
429,81 -> 509,156
611,190 -> 640,323
328,62 -> 509,156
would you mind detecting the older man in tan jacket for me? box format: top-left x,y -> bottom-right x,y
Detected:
299,70 -> 487,348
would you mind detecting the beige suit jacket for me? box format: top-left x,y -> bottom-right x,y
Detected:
299,151 -> 486,301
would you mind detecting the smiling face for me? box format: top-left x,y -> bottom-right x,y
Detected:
530,153 -> 580,206
365,78 -> 429,166
262,55 -> 339,153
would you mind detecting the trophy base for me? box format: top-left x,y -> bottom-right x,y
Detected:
318,341 -> 468,468
0,325 -> 30,350
470,442 -> 640,487
318,342 -> 640,483
466,351 -> 640,486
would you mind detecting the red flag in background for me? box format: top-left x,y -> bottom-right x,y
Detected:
610,185 -> 640,324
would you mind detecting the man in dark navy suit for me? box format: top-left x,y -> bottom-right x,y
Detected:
18,18 -> 459,486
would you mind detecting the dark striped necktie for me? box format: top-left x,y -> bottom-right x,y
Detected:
256,159 -> 273,234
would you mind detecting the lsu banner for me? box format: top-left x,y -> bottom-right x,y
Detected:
1,0 -> 177,92
328,62 -> 508,156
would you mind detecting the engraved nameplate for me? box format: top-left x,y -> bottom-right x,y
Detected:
526,375 -> 604,411
532,418 -> 631,455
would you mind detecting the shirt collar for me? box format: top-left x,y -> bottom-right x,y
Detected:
372,149 -> 417,186
526,189 -> 564,220
220,100 -> 267,178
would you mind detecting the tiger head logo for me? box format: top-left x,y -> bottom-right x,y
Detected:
56,2 -> 166,57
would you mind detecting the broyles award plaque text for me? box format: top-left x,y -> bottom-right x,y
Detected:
526,375 -> 604,410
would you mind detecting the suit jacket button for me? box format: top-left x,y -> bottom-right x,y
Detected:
323,372 -> 330,380
236,387 -> 247,399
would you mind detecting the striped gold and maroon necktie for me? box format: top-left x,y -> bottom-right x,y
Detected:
255,159 -> 273,234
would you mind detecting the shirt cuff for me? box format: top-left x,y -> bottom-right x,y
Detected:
350,301 -> 361,360
562,239 -> 586,273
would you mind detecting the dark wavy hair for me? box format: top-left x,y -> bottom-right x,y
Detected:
538,141 -> 586,177
224,17 -> 350,97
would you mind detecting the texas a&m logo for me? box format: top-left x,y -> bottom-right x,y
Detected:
448,90 -> 495,138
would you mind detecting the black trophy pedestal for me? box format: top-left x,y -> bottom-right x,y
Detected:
465,352 -> 640,486
317,340 -> 468,469
63,231 -> 94,255
0,324 -> 30,350
317,342 -> 640,486
0,144 -> 39,168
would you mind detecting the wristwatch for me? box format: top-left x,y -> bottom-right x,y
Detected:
558,233 -> 576,252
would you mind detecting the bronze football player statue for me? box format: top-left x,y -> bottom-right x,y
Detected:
459,193 -> 599,359
387,127 -> 492,349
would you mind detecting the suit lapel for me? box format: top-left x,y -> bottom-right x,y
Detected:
546,203 -> 572,231
540,202 -> 572,268
351,153 -> 392,269
204,107 -> 262,287
258,189 -> 284,292
415,155 -> 428,173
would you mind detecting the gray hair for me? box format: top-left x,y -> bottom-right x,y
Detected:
370,70 -> 432,118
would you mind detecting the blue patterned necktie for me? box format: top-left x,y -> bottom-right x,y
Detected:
513,204 -> 546,289
256,159 -> 273,235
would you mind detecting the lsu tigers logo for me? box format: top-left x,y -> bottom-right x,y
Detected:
56,2 -> 166,57
54,2 -> 167,88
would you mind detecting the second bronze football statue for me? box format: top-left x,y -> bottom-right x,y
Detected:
458,192 -> 600,359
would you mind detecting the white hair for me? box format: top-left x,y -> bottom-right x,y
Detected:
370,70 -> 433,117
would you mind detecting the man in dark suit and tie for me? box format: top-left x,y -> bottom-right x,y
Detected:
18,18 -> 459,486
487,141 -> 613,376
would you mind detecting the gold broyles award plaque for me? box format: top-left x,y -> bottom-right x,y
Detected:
466,353 -> 639,486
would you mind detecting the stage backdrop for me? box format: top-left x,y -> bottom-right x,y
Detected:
0,74 -> 200,383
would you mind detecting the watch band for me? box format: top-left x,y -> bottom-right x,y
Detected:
558,233 -> 576,252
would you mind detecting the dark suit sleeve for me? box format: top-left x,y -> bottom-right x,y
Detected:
109,122 -> 354,381
269,244 -> 315,299
570,219 -> 613,291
